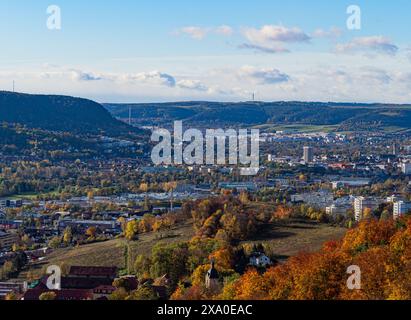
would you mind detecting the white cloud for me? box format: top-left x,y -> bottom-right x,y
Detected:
243,25 -> 310,44
240,25 -> 310,54
335,36 -> 399,56
312,27 -> 343,39
70,70 -> 102,81
215,25 -> 234,36
239,66 -> 290,84
358,67 -> 392,85
176,25 -> 234,40
177,26 -> 210,40
177,79 -> 208,91
125,71 -> 176,87
405,47 -> 411,63
238,43 -> 289,54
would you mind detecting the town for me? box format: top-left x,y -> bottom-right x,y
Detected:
1,122 -> 410,300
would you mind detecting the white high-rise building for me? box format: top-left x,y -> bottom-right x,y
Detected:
303,146 -> 313,163
393,201 -> 411,219
354,197 -> 379,221
401,162 -> 411,175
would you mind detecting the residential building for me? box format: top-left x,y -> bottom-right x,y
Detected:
56,219 -> 119,233
0,230 -> 19,250
326,204 -> 350,216
332,179 -> 370,189
249,252 -> 272,268
218,182 -> 258,192
387,195 -> 401,203
0,199 -> 22,208
402,162 -> 411,175
393,201 -> 411,219
354,197 -> 380,221
0,282 -> 26,300
23,266 -> 119,300
291,191 -> 334,209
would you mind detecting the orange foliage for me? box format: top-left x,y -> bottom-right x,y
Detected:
220,217 -> 411,300
272,206 -> 292,220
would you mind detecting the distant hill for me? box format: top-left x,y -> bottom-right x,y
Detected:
0,91 -> 137,136
105,101 -> 411,131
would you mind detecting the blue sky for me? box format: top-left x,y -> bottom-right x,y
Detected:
1,0 -> 411,103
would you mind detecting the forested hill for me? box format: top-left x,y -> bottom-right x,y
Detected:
0,91 -> 137,136
105,101 -> 411,131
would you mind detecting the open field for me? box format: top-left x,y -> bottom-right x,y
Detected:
20,219 -> 347,279
243,219 -> 347,260
253,124 -> 340,133
21,221 -> 195,278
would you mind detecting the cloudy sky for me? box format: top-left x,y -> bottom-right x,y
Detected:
1,0 -> 411,103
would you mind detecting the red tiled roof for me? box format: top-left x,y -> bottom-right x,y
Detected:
69,266 -> 118,278
24,288 -> 93,301
62,277 -> 113,289
93,285 -> 116,293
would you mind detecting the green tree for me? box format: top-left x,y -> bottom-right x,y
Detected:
150,243 -> 189,288
134,255 -> 151,278
127,286 -> 158,300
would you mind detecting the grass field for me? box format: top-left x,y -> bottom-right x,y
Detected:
22,221 -> 195,278
21,219 -> 347,279
253,124 -> 340,133
243,219 -> 347,261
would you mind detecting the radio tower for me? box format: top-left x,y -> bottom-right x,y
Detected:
12,80 -> 15,92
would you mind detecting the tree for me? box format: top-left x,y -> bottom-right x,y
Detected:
109,288 -> 128,300
127,286 -> 159,300
272,206 -> 292,221
85,226 -> 97,240
48,236 -> 61,249
4,292 -> 18,300
363,207 -> 373,219
134,255 -> 152,278
1,261 -> 16,280
150,243 -> 189,288
125,220 -> 139,241
39,292 -> 57,300
113,277 -> 134,292
63,227 -> 72,246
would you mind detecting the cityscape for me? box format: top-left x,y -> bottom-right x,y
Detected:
1,0 -> 411,311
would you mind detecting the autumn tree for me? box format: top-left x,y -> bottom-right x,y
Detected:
63,227 -> 72,246
39,292 -> 57,301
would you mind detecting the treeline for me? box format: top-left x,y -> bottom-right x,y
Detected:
191,217 -> 411,300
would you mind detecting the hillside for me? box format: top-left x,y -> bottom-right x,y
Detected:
105,101 -> 411,131
0,91 -> 137,136
20,220 -> 345,279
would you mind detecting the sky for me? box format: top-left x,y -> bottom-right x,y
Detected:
1,0 -> 411,103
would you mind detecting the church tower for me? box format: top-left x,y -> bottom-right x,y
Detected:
205,260 -> 220,291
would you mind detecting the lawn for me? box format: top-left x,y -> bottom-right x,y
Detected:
242,219 -> 347,261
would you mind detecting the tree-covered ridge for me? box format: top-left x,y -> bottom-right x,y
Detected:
0,91 -> 139,136
105,101 -> 411,130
